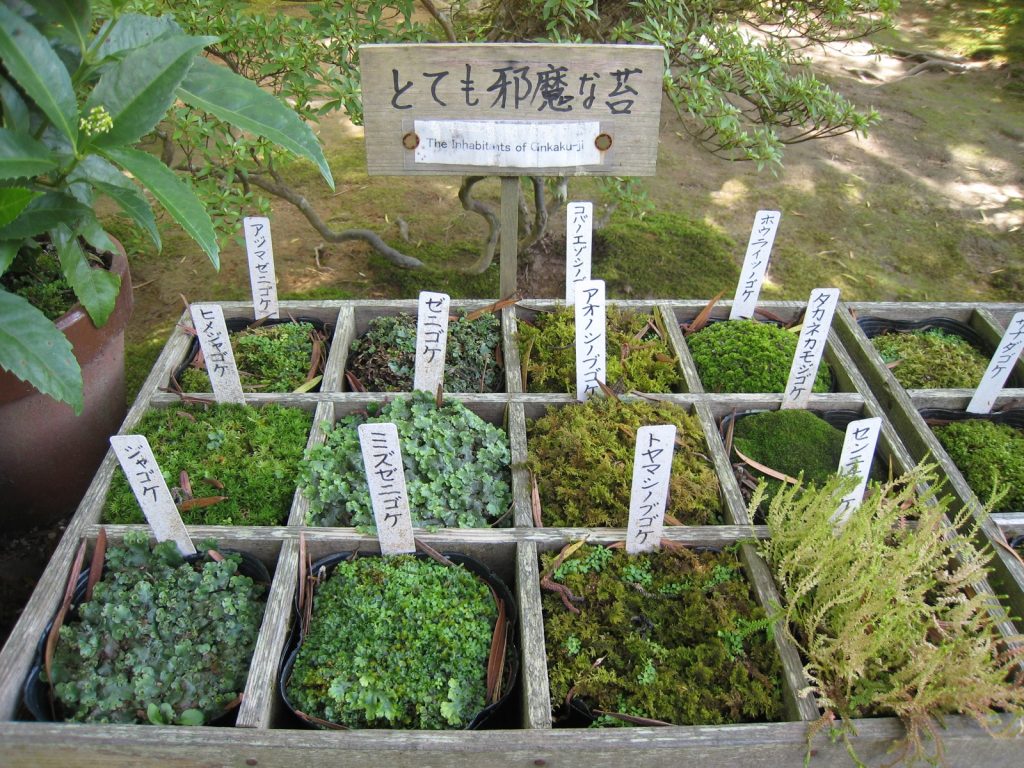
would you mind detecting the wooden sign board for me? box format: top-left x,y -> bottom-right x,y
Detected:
360,43 -> 664,176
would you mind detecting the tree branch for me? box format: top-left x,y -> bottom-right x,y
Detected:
459,176 -> 500,274
419,0 -> 457,42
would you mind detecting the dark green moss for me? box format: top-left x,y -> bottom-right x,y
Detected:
934,419 -> 1024,512
542,544 -> 783,726
871,329 -> 989,389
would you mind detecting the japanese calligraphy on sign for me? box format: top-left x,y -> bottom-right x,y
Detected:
190,304 -> 245,404
357,423 -> 415,555
832,417 -> 881,527
360,44 -> 663,176
729,210 -> 781,320
110,435 -> 196,555
574,279 -> 606,401
626,425 -> 677,554
243,216 -> 279,320
413,291 -> 451,394
782,288 -> 840,410
565,202 -> 593,305
967,311 -> 1024,414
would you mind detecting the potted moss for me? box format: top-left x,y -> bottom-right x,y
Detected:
299,392 -> 511,527
346,310 -> 503,393
281,551 -> 516,729
517,307 -> 683,394
541,542 -> 783,726
103,403 -> 312,526
26,532 -> 267,725
527,397 -> 722,526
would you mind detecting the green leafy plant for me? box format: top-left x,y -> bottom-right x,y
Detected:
518,307 -> 683,394
48,532 -> 266,725
299,391 -> 511,527
758,463 -> 1024,765
346,311 -> 503,392
542,543 -> 783,725
286,554 -> 497,729
872,329 -> 990,389
688,320 -> 832,394
103,403 -> 312,525
934,418 -> 1024,513
527,397 -> 721,526
0,0 -> 332,413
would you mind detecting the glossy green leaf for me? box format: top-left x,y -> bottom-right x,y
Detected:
0,187 -> 40,229
52,225 -> 120,327
179,58 -> 334,190
0,127 -> 59,179
97,13 -> 181,59
0,289 -> 83,414
72,156 -> 159,249
0,76 -> 30,133
34,0 -> 91,50
0,5 -> 78,146
0,240 -> 17,276
0,192 -> 88,240
102,146 -> 219,269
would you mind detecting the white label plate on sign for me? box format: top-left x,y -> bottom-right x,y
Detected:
190,304 -> 245,404
782,288 -> 840,410
626,425 -> 677,554
243,216 -> 279,320
565,201 -> 593,305
110,436 -> 196,555
730,210 -> 781,320
358,423 -> 416,555
967,311 -> 1024,414
413,291 -> 451,394
831,417 -> 882,528
574,279 -> 606,401
414,119 -> 602,168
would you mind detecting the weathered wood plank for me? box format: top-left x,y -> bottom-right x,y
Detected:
516,541 -> 552,730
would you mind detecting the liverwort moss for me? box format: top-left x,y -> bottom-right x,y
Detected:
542,544 -> 783,726
933,418 -> 1024,512
346,311 -> 503,392
871,329 -> 989,389
103,403 -> 312,525
687,320 -> 832,394
527,397 -> 722,526
286,555 -> 496,729
518,306 -> 683,394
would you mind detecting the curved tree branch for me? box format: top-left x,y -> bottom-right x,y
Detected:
459,176 -> 500,274
518,176 -> 548,252
419,0 -> 457,42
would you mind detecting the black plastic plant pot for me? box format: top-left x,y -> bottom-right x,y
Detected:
23,548 -> 270,724
279,550 -> 519,730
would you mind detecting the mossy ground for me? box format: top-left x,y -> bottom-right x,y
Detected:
871,329 -> 990,388
934,418 -> 1024,512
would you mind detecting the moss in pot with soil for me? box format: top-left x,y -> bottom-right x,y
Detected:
933,419 -> 1024,513
871,328 -> 989,389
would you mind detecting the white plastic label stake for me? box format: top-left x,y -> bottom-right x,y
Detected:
626,425 -> 677,554
729,210 -> 781,320
574,279 -> 606,401
243,216 -> 279,320
190,304 -> 245,404
967,311 -> 1024,414
565,201 -> 593,305
110,436 -> 196,556
831,417 -> 882,528
358,423 -> 416,555
782,288 -> 840,410
413,291 -> 451,394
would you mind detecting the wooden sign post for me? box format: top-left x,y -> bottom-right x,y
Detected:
360,43 -> 664,297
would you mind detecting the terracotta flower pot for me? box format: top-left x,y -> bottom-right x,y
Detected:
0,242 -> 133,529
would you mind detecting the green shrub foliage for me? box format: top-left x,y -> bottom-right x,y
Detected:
49,533 -> 266,725
527,397 -> 721,526
286,555 -> 496,729
103,404 -> 311,525
687,320 -> 832,394
934,419 -> 1024,512
300,392 -> 511,527
518,307 -> 683,394
871,329 -> 989,389
346,311 -> 503,392
759,464 -> 1024,764
542,544 -> 783,725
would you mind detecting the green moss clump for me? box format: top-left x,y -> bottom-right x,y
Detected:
542,544 -> 783,726
687,320 -> 832,394
871,329 -> 989,389
347,311 -> 503,392
103,404 -> 312,525
518,307 -> 683,394
1,245 -> 76,320
527,397 -> 721,526
179,321 -> 321,393
934,419 -> 1024,512
286,556 -> 496,729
